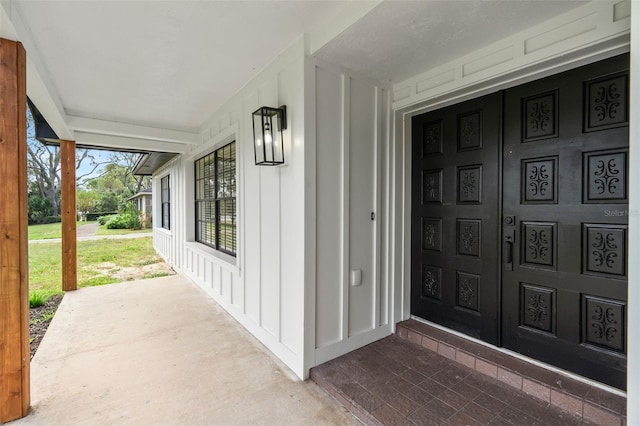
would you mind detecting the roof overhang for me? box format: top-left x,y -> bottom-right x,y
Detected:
132,152 -> 178,176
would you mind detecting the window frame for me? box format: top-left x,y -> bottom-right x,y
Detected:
194,141 -> 237,257
160,175 -> 171,230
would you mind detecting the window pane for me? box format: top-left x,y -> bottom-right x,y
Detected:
195,141 -> 236,255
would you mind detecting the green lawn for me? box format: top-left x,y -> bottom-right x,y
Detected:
29,237 -> 169,298
28,221 -> 151,240
28,221 -> 92,240
95,227 -> 152,236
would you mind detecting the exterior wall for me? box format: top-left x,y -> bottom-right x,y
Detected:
311,60 -> 393,364
153,39 -> 308,378
148,0 -> 634,387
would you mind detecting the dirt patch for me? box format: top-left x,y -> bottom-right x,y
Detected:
30,262 -> 175,359
30,294 -> 64,359
90,262 -> 175,282
111,262 -> 175,281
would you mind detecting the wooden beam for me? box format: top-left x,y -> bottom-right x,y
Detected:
61,140 -> 77,292
0,38 -> 29,423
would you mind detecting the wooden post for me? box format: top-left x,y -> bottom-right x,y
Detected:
61,140 -> 77,291
0,38 -> 29,423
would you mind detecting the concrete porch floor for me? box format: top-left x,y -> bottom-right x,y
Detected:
10,275 -> 357,425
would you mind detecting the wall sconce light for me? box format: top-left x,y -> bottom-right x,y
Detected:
252,105 -> 286,166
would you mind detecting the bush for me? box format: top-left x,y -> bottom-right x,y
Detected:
29,291 -> 47,308
97,214 -> 116,225
41,216 -> 62,224
88,212 -> 117,222
105,212 -> 141,230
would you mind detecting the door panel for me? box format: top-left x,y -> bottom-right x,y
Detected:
411,93 -> 501,344
501,54 -> 628,389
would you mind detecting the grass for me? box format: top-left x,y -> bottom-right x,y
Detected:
29,291 -> 47,308
28,221 -> 92,240
95,227 -> 151,236
29,236 -> 168,297
28,221 -> 151,240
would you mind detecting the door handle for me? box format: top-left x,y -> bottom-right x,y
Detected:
504,229 -> 515,271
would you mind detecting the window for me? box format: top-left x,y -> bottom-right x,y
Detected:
161,175 -> 171,230
195,141 -> 236,256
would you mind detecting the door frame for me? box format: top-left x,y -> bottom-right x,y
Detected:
396,52 -> 632,328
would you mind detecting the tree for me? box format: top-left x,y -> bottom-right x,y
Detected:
27,182 -> 54,224
76,190 -> 99,220
26,107 -> 149,218
85,159 -> 151,213
26,108 -> 105,216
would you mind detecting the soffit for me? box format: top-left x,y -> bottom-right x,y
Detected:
314,0 -> 590,84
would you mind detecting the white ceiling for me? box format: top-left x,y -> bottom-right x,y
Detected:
16,1 -> 357,133
16,0 -> 589,135
314,0 -> 588,84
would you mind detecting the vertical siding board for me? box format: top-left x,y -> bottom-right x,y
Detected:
341,75 -> 351,340
374,86 -> 382,329
242,94 -> 261,324
380,89 -> 391,326
313,60 -> 393,365
314,67 -> 344,348
258,76 -> 282,340
279,63 -> 305,352
348,78 -> 376,337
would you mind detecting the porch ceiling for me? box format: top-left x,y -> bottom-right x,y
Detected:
13,1 -> 371,134
314,0 -> 589,84
7,0 -> 590,146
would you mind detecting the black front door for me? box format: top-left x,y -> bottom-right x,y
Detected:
501,54 -> 628,389
410,54 -> 629,390
411,93 -> 501,344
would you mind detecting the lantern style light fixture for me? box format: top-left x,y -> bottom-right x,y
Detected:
252,105 -> 287,166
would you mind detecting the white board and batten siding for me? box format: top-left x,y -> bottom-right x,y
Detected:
313,60 -> 394,365
149,0 -> 633,382
153,39 -> 308,378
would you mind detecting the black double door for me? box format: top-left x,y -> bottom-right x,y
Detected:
411,54 -> 629,389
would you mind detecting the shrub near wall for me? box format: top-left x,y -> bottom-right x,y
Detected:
105,213 -> 141,229
87,212 -> 116,221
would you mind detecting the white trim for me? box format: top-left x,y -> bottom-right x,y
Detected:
182,125 -> 241,276
373,86 -> 382,329
74,132 -> 188,154
393,1 -> 630,111
67,115 -> 200,144
315,325 -> 392,365
0,0 -> 74,141
302,54 -> 318,376
340,74 -> 350,341
155,227 -> 172,238
184,241 -> 238,274
626,0 -> 639,416
185,124 -> 238,162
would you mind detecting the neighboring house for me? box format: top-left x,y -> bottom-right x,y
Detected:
127,188 -> 153,228
1,0 -> 638,422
